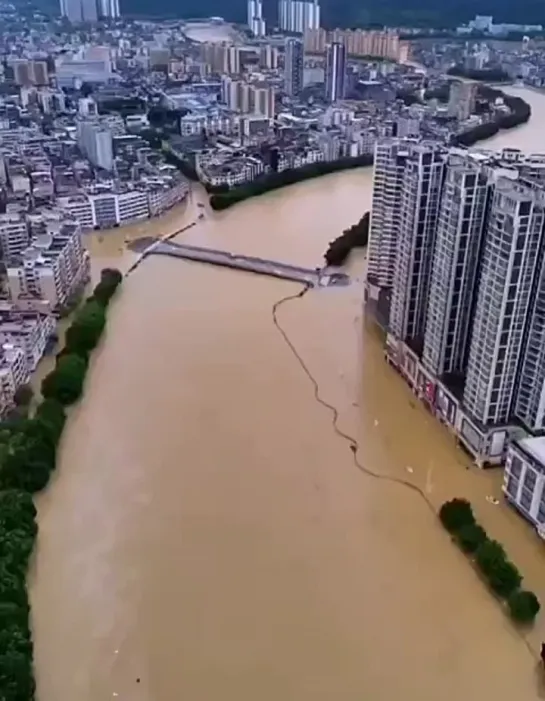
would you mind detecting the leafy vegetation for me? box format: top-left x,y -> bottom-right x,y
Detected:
0,268 -> 122,700
452,88 -> 531,148
447,66 -> 511,82
507,590 -> 541,624
209,154 -> 373,211
439,498 -> 540,624
323,212 -> 370,266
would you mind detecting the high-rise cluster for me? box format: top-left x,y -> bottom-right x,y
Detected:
304,28 -> 405,62
247,0 -> 266,37
60,0 -> 119,22
284,37 -> 304,97
366,140 -> 545,466
324,42 -> 346,103
278,0 -> 320,34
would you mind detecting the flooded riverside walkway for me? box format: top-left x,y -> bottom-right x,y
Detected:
28,86 -> 545,701
145,239 -> 350,287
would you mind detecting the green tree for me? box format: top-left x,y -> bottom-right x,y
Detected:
475,539 -> 522,598
41,354 -> 87,406
455,523 -> 487,554
439,498 -> 476,533
0,648 -> 35,701
35,399 -> 67,444
507,590 -> 541,624
12,385 -> 33,408
64,300 -> 106,355
92,269 -> 122,307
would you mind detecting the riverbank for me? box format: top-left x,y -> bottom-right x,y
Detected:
208,154 -> 374,211
27,94 -> 545,701
452,86 -> 531,146
0,270 -> 123,701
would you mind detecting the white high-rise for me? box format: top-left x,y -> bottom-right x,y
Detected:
388,142 -> 446,344
284,37 -> 304,97
60,0 -> 97,22
247,0 -> 266,36
422,152 -> 489,378
463,178 -> 545,427
99,0 -> 120,18
77,121 -> 114,172
278,0 -> 320,33
367,139 -> 413,293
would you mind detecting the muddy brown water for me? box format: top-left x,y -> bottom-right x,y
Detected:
29,87 -> 545,701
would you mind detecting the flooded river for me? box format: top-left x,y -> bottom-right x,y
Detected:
30,86 -> 545,701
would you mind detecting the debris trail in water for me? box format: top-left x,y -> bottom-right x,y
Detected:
271,286 -> 540,664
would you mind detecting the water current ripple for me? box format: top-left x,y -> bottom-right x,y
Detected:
271,285 -> 541,666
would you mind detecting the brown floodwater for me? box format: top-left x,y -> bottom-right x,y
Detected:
29,87 -> 545,701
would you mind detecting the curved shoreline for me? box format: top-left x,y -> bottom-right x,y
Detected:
200,88 -> 531,212
208,155 -> 374,211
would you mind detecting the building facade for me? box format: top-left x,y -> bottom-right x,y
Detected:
284,38 -> 304,97
422,152 -> 489,378
388,142 -> 446,344
462,178 -> 545,427
278,0 -> 320,33
324,42 -> 346,103
366,141 -> 545,466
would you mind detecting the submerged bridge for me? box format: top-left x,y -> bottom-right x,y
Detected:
144,240 -> 350,288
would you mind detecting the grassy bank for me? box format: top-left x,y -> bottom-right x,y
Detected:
0,268 -> 123,700
208,154 -> 374,211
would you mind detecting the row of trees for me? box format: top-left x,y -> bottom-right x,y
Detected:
209,155 -> 374,211
447,66 -> 512,83
452,90 -> 531,148
0,268 -> 123,700
323,212 -> 370,267
439,498 -> 540,624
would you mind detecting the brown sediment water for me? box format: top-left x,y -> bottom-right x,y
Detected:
29,86 -> 545,701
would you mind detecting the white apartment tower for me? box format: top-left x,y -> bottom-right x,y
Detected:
514,244 -> 545,432
422,152 -> 490,378
463,178 -> 545,427
284,38 -> 304,97
247,0 -> 266,36
60,0 -> 97,22
389,143 -> 446,344
278,0 -> 320,33
367,139 -> 413,293
99,0 -> 120,18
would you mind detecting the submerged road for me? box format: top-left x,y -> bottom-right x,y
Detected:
144,240 -> 350,288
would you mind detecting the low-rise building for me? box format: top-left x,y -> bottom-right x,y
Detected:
7,224 -> 90,312
0,307 -> 56,374
503,437 -> 545,538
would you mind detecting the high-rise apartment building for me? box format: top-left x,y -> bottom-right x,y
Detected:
324,42 -> 346,103
77,121 -> 114,171
368,140 -> 410,291
247,0 -> 266,36
367,140 -> 545,466
388,142 -> 446,344
99,0 -> 120,18
448,80 -> 478,121
60,0 -> 97,23
259,44 -> 278,69
278,0 -> 319,33
11,60 -> 49,86
422,152 -> 489,378
304,28 -> 402,61
221,78 -> 275,118
284,38 -> 304,97
463,179 -> 545,427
